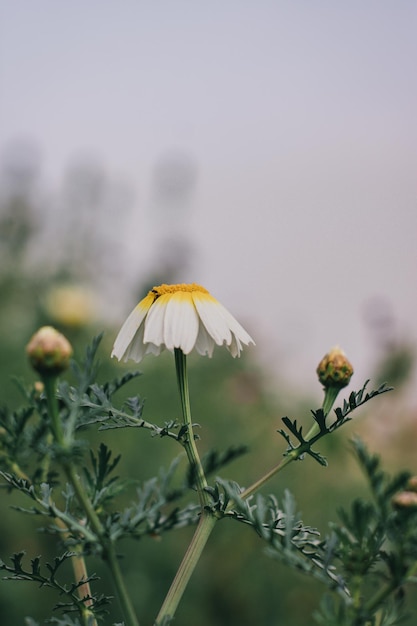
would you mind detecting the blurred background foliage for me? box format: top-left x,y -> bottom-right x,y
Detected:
0,147 -> 416,625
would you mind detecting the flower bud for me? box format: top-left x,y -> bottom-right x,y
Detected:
316,346 -> 354,389
34,381 -> 45,395
26,326 -> 73,376
392,490 -> 417,510
406,476 -> 417,493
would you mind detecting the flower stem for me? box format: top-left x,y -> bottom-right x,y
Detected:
154,351 -> 217,624
321,385 -> 341,418
238,385 -> 342,503
156,357 -> 343,624
304,384 -> 341,441
42,373 -> 140,626
42,375 -> 65,444
239,453 -> 297,502
155,510 -> 217,625
174,349 -> 210,507
43,374 -> 104,538
364,557 -> 417,616
54,517 -> 98,626
105,542 -> 140,626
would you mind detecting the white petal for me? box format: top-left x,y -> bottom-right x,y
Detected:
111,298 -> 151,361
227,333 -> 243,358
163,292 -> 199,354
194,321 -> 216,357
214,302 -> 255,347
143,295 -> 169,346
144,342 -> 164,357
193,295 -> 232,346
193,294 -> 255,351
121,323 -> 147,362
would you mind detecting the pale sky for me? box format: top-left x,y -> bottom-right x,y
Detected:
1,1 -> 417,396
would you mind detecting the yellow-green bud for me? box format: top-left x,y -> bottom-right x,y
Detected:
317,346 -> 354,389
26,326 -> 73,376
392,490 -> 417,510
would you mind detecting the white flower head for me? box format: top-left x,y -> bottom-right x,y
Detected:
112,283 -> 255,363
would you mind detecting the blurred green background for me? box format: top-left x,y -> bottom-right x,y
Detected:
0,154 -> 416,625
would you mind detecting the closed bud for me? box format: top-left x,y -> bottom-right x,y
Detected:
34,381 -> 45,394
317,346 -> 354,389
406,476 -> 417,493
26,326 -> 73,376
392,490 -> 417,510
31,381 -> 45,399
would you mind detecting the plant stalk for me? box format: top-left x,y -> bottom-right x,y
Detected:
365,557 -> 417,615
156,356 -> 344,624
304,384 -> 341,441
174,349 -> 210,507
155,511 -> 217,625
42,373 -> 140,626
105,542 -> 140,626
155,351 -> 216,624
239,384 -> 342,503
239,453 -> 297,502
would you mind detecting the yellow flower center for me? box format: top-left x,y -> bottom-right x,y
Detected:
150,283 -> 209,300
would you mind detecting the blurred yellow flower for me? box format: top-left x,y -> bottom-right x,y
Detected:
112,283 -> 254,363
45,285 -> 96,328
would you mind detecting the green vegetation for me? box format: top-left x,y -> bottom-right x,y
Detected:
1,155 -> 417,625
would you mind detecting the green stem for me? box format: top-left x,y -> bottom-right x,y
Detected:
43,374 -> 104,539
304,384 -> 341,441
156,361 -> 344,624
42,373 -> 140,626
364,579 -> 397,615
156,374 -> 317,622
154,351 -> 216,624
43,375 -> 65,444
238,385 -> 342,504
64,464 -> 105,538
39,431 -> 54,484
365,557 -> 417,615
351,574 -> 362,611
321,385 -> 341,418
105,542 -> 140,626
155,511 -> 217,625
174,349 -> 210,507
239,453 -> 297,502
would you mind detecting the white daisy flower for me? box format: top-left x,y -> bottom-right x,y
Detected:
112,283 -> 255,363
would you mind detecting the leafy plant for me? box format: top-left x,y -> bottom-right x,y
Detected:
0,332 -> 415,626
